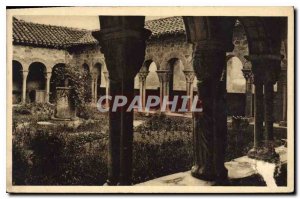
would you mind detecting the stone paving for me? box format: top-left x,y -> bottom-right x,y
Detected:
136,146 -> 287,186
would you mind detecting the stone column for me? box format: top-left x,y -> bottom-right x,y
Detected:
280,67 -> 287,126
21,70 -> 29,104
103,71 -> 110,107
246,55 -> 281,160
91,73 -> 98,104
93,16 -> 151,185
44,72 -> 52,103
156,70 -> 170,110
183,70 -> 195,111
91,76 -> 95,103
245,56 -> 265,150
138,71 -> 149,111
183,16 -> 236,182
190,41 -> 229,181
263,56 -> 281,141
242,69 -> 254,117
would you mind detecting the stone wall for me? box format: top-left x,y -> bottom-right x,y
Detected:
13,45 -> 66,71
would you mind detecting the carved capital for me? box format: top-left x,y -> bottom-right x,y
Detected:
22,70 -> 29,78
241,69 -> 253,81
44,72 -> 52,79
245,54 -> 282,85
92,17 -> 151,82
138,71 -> 149,82
192,43 -> 226,83
183,70 -> 195,83
156,70 -> 171,82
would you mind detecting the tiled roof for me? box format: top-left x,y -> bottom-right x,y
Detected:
145,16 -> 185,38
13,17 -> 98,48
13,16 -> 185,48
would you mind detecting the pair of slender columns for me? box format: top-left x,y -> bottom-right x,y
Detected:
21,70 -> 52,103
156,70 -> 171,110
103,71 -> 110,107
183,70 -> 195,111
138,71 -> 149,110
246,55 -> 281,152
242,69 -> 254,118
91,74 -> 99,104
93,16 -> 151,185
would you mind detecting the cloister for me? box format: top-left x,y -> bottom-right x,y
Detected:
12,16 -> 287,185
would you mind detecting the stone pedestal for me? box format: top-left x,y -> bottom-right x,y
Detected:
35,90 -> 46,103
54,87 -> 76,120
93,16 -> 151,185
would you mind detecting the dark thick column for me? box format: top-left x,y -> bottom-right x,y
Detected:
93,17 -> 151,185
191,41 -> 229,181
263,56 -> 282,141
183,17 -> 235,182
242,69 -> 253,117
279,67 -> 287,126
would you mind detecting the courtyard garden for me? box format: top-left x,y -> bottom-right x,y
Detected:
12,103 -> 287,185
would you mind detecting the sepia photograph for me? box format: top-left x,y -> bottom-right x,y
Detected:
6,6 -> 294,193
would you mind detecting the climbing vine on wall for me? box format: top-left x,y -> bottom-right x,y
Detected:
54,63 -> 92,108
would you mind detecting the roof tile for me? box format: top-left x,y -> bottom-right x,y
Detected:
13,16 -> 186,48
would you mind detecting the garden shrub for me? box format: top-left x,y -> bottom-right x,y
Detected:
12,143 -> 30,185
13,103 -> 55,123
12,112 -> 287,185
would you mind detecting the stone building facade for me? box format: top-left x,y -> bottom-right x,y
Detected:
12,16 -> 287,121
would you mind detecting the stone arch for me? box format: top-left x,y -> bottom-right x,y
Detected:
160,51 -> 187,71
27,62 -> 47,103
165,58 -> 186,100
49,63 -> 66,103
238,17 -> 285,55
145,61 -> 160,90
12,60 -> 23,104
26,58 -> 51,73
226,56 -> 245,93
50,59 -> 66,70
144,54 -> 160,69
82,63 -> 90,73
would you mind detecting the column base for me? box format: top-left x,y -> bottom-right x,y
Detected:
279,120 -> 287,127
191,165 -> 228,182
247,141 -> 279,163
